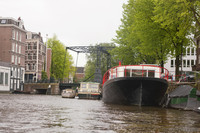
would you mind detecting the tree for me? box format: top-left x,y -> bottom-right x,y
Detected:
114,0 -> 194,79
84,43 -> 117,82
41,70 -> 48,81
153,0 -> 194,77
113,0 -> 157,65
133,0 -> 170,69
47,35 -> 74,82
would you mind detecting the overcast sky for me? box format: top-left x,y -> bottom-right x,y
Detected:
0,0 -> 127,67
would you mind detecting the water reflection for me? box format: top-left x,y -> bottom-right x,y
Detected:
0,94 -> 199,133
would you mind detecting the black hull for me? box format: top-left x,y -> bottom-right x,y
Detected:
78,93 -> 101,100
102,77 -> 168,106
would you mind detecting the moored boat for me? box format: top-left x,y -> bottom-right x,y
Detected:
61,89 -> 76,98
102,64 -> 169,106
78,82 -> 101,100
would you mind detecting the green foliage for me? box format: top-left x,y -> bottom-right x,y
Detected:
47,35 -> 75,81
114,0 -> 198,76
113,0 -> 157,65
84,43 -> 118,81
41,70 -> 48,80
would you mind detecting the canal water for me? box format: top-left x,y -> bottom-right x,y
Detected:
0,94 -> 200,133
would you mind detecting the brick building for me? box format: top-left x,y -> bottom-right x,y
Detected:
0,17 -> 26,91
75,67 -> 85,82
25,31 -> 46,82
46,48 -> 52,79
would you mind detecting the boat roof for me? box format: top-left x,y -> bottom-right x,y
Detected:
80,82 -> 100,84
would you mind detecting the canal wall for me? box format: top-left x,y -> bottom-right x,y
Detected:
23,83 -> 60,95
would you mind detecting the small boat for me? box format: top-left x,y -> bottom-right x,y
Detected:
78,82 -> 101,100
61,89 -> 76,98
102,64 -> 169,106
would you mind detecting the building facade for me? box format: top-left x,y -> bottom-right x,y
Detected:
75,67 -> 85,82
164,46 -> 196,77
46,48 -> 52,79
25,31 -> 46,82
0,17 -> 26,91
0,61 -> 10,92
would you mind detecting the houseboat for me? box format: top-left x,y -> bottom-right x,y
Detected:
102,64 -> 169,106
78,82 -> 101,100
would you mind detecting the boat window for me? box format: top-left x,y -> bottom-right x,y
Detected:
81,84 -> 87,88
125,69 -> 131,77
89,84 -> 98,89
148,70 -> 155,78
132,70 -> 143,77
143,70 -> 147,77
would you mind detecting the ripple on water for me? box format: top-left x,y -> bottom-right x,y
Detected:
0,94 -> 200,133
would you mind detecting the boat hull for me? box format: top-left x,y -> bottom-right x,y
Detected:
78,93 -> 101,100
102,77 -> 168,106
61,90 -> 76,98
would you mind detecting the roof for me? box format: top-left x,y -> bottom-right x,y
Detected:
0,17 -> 25,30
169,85 -> 193,97
76,67 -> 84,73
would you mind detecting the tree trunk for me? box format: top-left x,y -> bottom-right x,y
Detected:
175,55 -> 180,81
160,60 -> 164,73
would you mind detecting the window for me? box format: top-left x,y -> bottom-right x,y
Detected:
18,69 -> 20,78
12,30 -> 15,39
5,73 -> 8,85
19,32 -> 21,42
19,45 -> 21,54
148,70 -> 155,78
12,43 -> 15,52
16,43 -> 18,53
16,31 -> 18,41
32,64 -> 35,70
187,48 -> 190,55
132,70 -> 143,77
21,70 -> 24,79
191,48 -> 194,55
187,60 -> 190,67
10,79 -> 13,89
26,64 -> 29,70
1,19 -> 6,24
17,80 -> 19,89
183,60 -> 186,67
28,43 -> 31,50
11,67 -> 13,77
13,68 -> 16,78
28,64 -> 31,70
0,72 -> 4,84
28,53 -> 32,60
33,43 -> 37,49
125,69 -> 131,77
33,53 -> 36,59
11,55 -> 14,63
15,56 -> 17,65
171,60 -> 174,67
18,57 -> 21,64
191,60 -> 194,66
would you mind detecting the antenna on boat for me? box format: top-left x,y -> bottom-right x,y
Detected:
119,61 -> 121,66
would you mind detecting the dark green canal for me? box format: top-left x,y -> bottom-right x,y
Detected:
0,94 -> 199,132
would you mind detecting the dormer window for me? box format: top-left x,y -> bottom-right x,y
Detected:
1,19 -> 6,24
